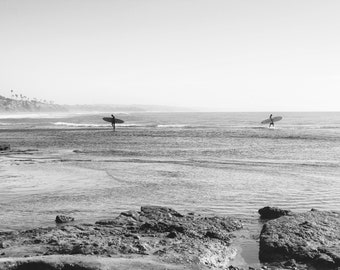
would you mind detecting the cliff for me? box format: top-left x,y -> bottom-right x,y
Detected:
0,95 -> 191,113
0,95 -> 66,113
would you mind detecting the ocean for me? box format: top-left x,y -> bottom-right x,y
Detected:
1,111 -> 340,234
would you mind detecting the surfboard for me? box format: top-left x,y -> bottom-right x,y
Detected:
261,116 -> 282,124
103,117 -> 124,124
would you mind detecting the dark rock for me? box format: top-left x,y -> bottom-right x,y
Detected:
141,205 -> 184,218
120,210 -> 140,220
0,241 -> 11,248
0,143 -> 10,151
283,259 -> 297,267
55,215 -> 75,224
226,266 -> 241,270
95,219 -> 120,226
260,210 -> 340,268
124,233 -> 139,240
205,230 -> 231,242
258,206 -> 292,220
139,221 -> 185,234
315,253 -> 335,266
167,231 -> 178,238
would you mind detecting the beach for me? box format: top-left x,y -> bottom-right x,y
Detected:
1,112 -> 340,269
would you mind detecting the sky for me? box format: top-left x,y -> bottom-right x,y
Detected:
0,0 -> 340,111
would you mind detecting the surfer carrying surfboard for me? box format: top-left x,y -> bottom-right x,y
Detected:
102,116 -> 124,130
261,115 -> 282,127
269,114 -> 274,128
111,114 -> 115,131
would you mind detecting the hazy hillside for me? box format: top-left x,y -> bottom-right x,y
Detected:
0,95 -> 66,112
0,95 -> 191,113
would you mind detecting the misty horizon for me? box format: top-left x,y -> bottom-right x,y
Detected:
1,90 -> 340,112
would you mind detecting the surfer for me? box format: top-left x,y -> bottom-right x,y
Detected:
111,114 -> 116,131
269,114 -> 274,128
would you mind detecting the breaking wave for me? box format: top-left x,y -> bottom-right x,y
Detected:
52,122 -> 199,129
53,122 -> 108,128
157,124 -> 192,128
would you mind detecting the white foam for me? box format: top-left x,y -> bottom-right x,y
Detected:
53,122 -> 154,128
119,124 -> 146,127
53,122 -> 108,128
157,124 -> 189,128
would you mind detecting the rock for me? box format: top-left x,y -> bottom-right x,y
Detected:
0,143 -> 10,151
283,258 -> 297,267
260,210 -> 340,268
315,253 -> 335,266
205,230 -> 231,242
120,210 -> 140,220
95,219 -> 120,226
140,205 -> 184,218
167,231 -> 178,238
55,215 -> 75,224
258,206 -> 292,220
0,241 -> 11,249
139,220 -> 185,234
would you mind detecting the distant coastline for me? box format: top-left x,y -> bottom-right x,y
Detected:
0,95 -> 193,113
0,95 -> 65,113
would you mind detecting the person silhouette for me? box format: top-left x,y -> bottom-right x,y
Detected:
269,114 -> 274,128
111,114 -> 116,131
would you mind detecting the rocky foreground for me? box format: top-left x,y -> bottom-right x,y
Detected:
1,206 -> 340,270
0,206 -> 243,270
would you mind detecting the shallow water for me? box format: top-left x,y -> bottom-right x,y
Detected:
0,112 -> 340,232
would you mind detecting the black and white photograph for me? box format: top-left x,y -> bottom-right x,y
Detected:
0,1 -> 339,269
